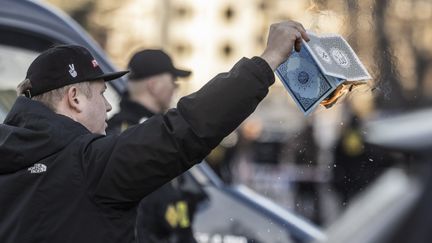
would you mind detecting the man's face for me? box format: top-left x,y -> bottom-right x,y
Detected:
152,73 -> 177,111
78,80 -> 112,135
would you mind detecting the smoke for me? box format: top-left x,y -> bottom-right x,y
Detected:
306,0 -> 328,32
306,1 -> 322,13
305,0 -> 393,104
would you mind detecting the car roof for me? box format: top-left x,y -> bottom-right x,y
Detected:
364,108 -> 432,153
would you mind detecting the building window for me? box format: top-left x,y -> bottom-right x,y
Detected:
173,5 -> 193,19
220,42 -> 234,59
173,42 -> 192,57
222,5 -> 235,22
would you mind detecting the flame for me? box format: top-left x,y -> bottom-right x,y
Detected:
320,81 -> 368,108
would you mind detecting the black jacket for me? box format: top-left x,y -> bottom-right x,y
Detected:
107,95 -> 155,135
135,176 -> 203,243
0,57 -> 274,243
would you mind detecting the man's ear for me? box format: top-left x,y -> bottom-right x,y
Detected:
66,86 -> 82,113
146,78 -> 158,95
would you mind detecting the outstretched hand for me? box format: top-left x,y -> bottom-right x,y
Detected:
260,20 -> 310,71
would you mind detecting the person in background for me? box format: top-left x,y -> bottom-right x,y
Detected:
333,114 -> 392,205
108,49 -> 205,243
293,123 -> 322,224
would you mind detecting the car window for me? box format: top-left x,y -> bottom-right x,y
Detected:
0,44 -> 38,90
0,44 -> 38,117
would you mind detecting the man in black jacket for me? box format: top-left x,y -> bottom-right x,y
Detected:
108,49 -> 202,243
0,21 -> 309,243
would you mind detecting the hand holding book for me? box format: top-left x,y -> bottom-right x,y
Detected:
260,21 -> 310,71
276,31 -> 371,115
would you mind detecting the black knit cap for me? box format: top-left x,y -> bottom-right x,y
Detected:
128,49 -> 191,81
24,45 -> 128,97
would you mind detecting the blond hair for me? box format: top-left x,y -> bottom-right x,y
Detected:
16,79 -> 92,112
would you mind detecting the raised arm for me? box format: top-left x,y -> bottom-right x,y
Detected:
90,20 -> 309,207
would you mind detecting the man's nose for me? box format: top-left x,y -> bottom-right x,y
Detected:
106,100 -> 112,112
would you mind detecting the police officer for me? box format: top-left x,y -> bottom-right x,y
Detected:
108,50 -> 191,133
108,49 -> 203,243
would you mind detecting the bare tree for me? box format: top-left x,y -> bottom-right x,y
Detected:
372,0 -> 407,111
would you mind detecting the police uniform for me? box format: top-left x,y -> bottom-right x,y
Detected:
108,95 -> 205,243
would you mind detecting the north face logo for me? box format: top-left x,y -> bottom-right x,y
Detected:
28,163 -> 47,174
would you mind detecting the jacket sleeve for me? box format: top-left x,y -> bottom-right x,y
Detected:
90,57 -> 275,207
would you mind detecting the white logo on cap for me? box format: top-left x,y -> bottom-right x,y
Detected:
69,64 -> 77,78
92,60 -> 99,68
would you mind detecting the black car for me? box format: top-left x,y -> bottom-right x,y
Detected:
0,0 -> 325,242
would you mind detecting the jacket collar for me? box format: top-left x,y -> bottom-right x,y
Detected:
118,93 -> 155,122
